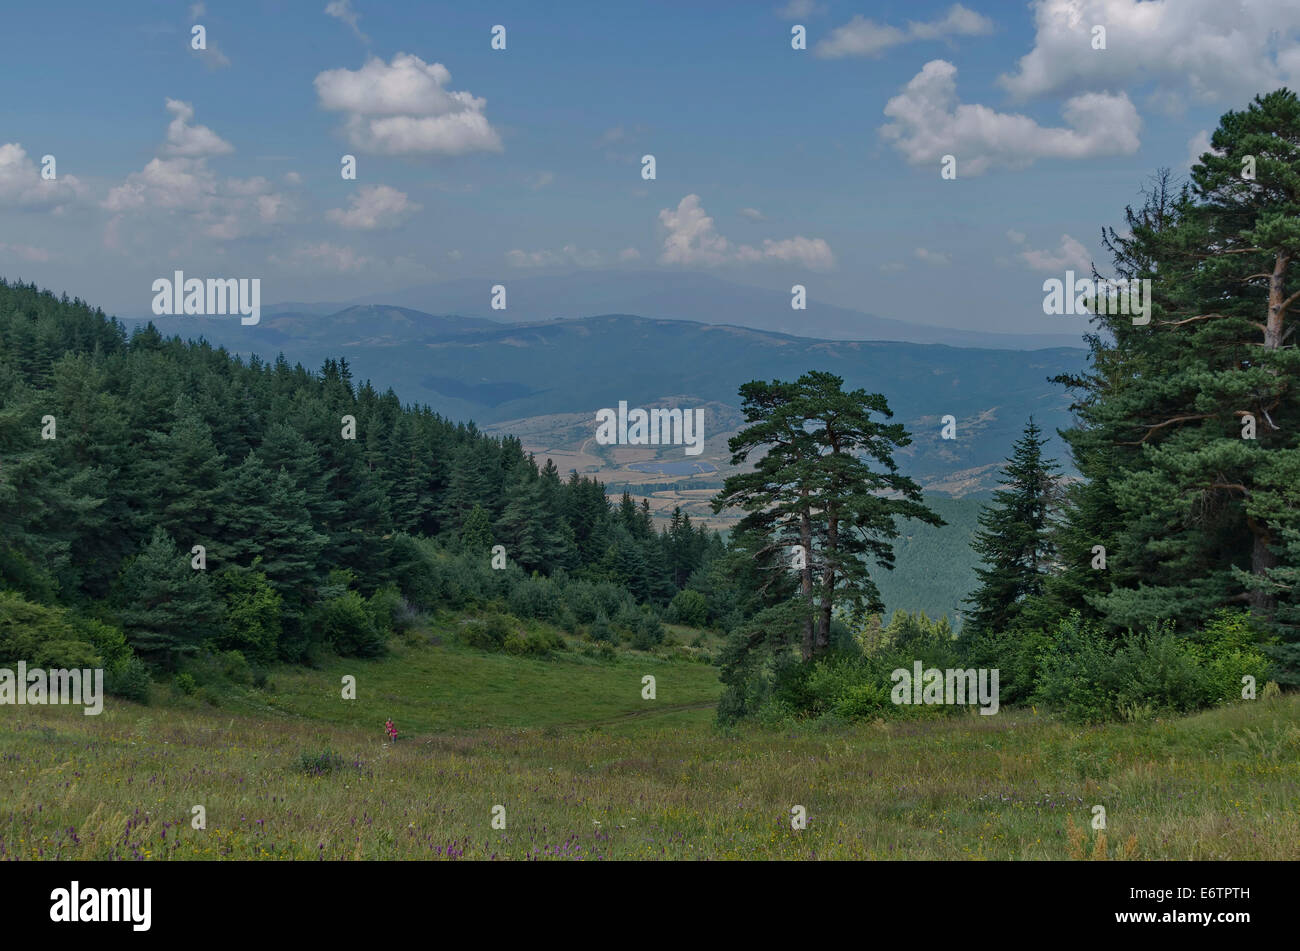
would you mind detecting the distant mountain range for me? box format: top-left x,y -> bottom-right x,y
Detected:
268,269 -> 1089,351
130,302 -> 1088,494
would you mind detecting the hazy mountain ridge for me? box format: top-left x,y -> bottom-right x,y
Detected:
132,304 -> 1087,494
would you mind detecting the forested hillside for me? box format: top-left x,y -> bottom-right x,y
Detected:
0,279 -> 754,683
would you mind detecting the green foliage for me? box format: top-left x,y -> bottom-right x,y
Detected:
104,656 -> 151,704
714,371 -> 942,661
215,564 -> 282,664
316,589 -> 385,658
667,588 -> 708,627
115,528 -> 220,668
295,748 -> 347,777
462,613 -> 513,652
963,418 -> 1061,638
0,591 -> 101,668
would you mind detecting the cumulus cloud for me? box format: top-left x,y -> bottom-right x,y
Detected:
1016,233 -> 1094,272
314,54 -> 502,156
326,183 -> 420,229
0,143 -> 85,210
815,4 -> 992,58
162,98 -> 233,158
658,194 -> 834,269
880,59 -> 1141,175
999,0 -> 1300,107
103,100 -> 290,241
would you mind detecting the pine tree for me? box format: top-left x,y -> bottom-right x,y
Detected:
714,371 -> 942,659
962,418 -> 1061,638
116,527 -> 221,668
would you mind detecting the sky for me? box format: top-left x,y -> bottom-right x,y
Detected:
2,0 -> 1300,335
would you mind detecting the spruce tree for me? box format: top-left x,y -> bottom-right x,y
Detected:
962,418 -> 1061,638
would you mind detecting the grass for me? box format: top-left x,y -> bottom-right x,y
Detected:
2,630 -> 1296,860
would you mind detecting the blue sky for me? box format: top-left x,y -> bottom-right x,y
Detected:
3,0 -> 1299,335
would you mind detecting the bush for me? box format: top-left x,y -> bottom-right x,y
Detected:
504,627 -> 564,656
667,589 -> 708,628
1033,612 -> 1237,722
318,591 -> 386,658
589,613 -> 617,644
174,672 -> 198,695
631,612 -> 665,651
508,575 -> 563,622
296,748 -> 346,776
214,565 -> 281,664
104,656 -> 151,703
367,584 -> 414,635
462,613 -> 513,652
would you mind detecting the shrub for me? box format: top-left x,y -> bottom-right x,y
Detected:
105,656 -> 151,703
296,748 -> 346,776
174,672 -> 198,695
631,612 -> 665,651
318,591 -> 386,658
214,565 -> 282,664
462,613 -> 513,652
589,613 -> 617,644
667,589 -> 708,628
508,575 -> 563,622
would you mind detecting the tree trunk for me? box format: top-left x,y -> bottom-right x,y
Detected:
816,511 -> 837,655
799,501 -> 815,661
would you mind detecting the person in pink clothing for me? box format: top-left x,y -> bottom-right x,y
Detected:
385,717 -> 398,742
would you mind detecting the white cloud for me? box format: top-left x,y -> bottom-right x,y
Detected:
880,59 -> 1141,175
314,54 -> 502,156
999,0 -> 1300,107
739,207 -> 767,221
324,0 -> 369,43
528,170 -> 555,190
0,143 -> 85,210
1006,229 -> 1027,245
1186,129 -> 1225,168
618,247 -> 641,261
914,247 -> 950,265
1016,233 -> 1094,273
506,245 -> 604,268
880,261 -> 906,272
658,194 -> 834,269
326,184 -> 420,229
0,242 -> 52,263
284,171 -> 303,185
162,98 -> 233,158
815,4 -> 992,58
102,100 -> 290,242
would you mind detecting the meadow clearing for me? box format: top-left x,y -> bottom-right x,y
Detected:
1,629 -> 1297,861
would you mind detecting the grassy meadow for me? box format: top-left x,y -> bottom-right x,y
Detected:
2,616 -> 1297,862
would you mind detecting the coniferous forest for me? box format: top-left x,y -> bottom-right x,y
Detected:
2,6 -> 1299,898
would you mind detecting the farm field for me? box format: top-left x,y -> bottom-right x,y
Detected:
2,630 -> 1295,861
